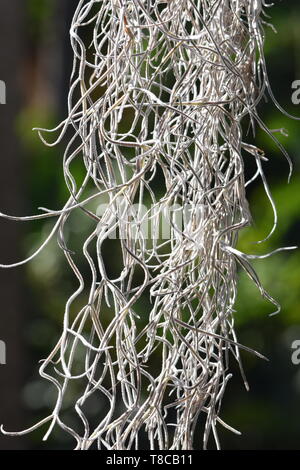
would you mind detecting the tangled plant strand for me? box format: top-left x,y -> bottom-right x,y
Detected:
0,0 -> 297,450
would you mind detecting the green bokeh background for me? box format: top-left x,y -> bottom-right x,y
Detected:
1,0 -> 300,450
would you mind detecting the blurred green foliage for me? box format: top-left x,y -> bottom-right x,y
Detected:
27,0 -> 54,38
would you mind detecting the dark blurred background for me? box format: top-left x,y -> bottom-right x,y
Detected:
0,0 -> 299,450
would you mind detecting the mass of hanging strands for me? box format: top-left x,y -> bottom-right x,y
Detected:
0,0 -> 297,450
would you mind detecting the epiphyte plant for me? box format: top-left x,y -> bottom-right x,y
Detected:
0,0 -> 297,450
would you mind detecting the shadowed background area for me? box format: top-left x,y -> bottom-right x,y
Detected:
0,0 -> 299,450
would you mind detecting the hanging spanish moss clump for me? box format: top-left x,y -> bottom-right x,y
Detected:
0,0 -> 297,450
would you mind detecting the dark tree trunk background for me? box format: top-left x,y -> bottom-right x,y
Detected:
0,1 -> 26,450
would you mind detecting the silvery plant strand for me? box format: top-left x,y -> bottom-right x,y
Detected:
0,0 -> 296,450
